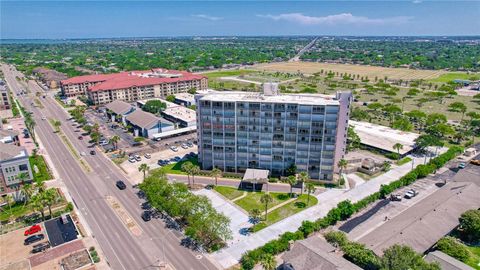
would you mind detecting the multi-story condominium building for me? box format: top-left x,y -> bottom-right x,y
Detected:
0,142 -> 33,194
60,69 -> 208,105
0,80 -> 11,110
195,88 -> 352,181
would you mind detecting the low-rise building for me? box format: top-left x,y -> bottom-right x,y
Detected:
125,110 -> 174,138
60,69 -> 207,105
105,100 -> 135,125
0,81 -> 11,111
32,67 -> 68,89
0,142 -> 33,194
162,105 -> 197,128
425,251 -> 474,270
174,92 -> 195,107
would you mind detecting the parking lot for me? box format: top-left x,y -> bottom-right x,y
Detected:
0,224 -> 41,267
120,144 -> 197,184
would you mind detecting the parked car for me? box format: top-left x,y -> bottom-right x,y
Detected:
389,194 -> 402,201
173,156 -> 181,162
31,242 -> 50,253
24,234 -> 45,245
80,151 -> 86,156
141,202 -> 151,210
170,146 -> 178,152
90,150 -> 96,155
404,189 -> 418,199
134,155 -> 141,161
128,156 -> 136,163
41,116 -> 46,120
458,162 -> 466,169
78,136 -> 83,140
24,225 -> 41,236
99,140 -> 109,146
144,153 -> 151,159
470,159 -> 480,166
187,142 -> 193,148
141,211 -> 151,222
181,143 -> 189,149
116,180 -> 127,190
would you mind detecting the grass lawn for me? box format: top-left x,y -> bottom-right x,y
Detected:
466,245 -> 480,270
396,157 -> 412,166
429,72 -> 480,83
235,190 -> 291,212
252,194 -> 318,232
214,186 -> 244,200
0,203 -> 29,222
355,171 -> 384,181
161,157 -> 199,175
204,70 -> 257,79
29,155 -> 53,182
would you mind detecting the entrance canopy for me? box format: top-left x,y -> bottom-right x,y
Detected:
242,169 -> 270,184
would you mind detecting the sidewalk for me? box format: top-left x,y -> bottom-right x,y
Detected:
212,149 -> 447,268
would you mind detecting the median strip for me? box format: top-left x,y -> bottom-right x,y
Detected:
106,196 -> 142,236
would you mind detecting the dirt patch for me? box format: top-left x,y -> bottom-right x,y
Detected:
105,196 -> 142,236
60,249 -> 92,270
0,226 -> 38,266
254,62 -> 447,80
0,260 -> 30,270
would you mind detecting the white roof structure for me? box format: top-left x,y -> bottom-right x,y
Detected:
151,126 -> 197,140
174,93 -> 195,103
162,106 -> 196,124
197,91 -> 340,106
349,120 -> 420,155
242,169 -> 270,183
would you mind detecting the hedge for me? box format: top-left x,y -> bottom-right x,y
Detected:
240,146 -> 464,269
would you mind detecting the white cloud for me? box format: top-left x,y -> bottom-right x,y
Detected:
258,13 -> 412,26
192,14 -> 223,21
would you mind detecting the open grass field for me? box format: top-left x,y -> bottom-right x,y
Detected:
214,186 -> 244,200
235,190 -> 291,212
254,61 -> 452,81
466,245 -> 480,270
429,72 -> 480,83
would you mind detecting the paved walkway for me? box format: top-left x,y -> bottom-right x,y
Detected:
193,189 -> 251,244
212,149 -> 447,268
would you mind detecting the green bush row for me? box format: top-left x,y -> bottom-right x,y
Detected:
240,146 -> 463,269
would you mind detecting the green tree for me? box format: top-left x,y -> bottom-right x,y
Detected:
458,209 -> 480,243
249,208 -> 261,224
285,163 -> 297,176
181,162 -> 193,186
166,95 -> 176,102
436,237 -> 471,263
138,163 -> 150,180
260,193 -> 273,221
448,102 -> 468,121
143,100 -> 167,115
338,159 -> 348,179
380,244 -> 440,270
30,194 -> 45,220
43,188 -> 57,217
210,167 -> 222,186
285,175 -> 297,197
52,120 -> 61,133
298,171 -> 309,195
190,165 -> 200,187
393,143 -> 403,161
17,172 -> 29,184
21,183 -> 34,206
109,135 -> 120,150
260,254 -> 276,270
347,126 -> 361,151
305,182 -> 315,205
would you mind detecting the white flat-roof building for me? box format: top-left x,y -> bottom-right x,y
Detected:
349,120 -> 420,156
174,93 -> 196,107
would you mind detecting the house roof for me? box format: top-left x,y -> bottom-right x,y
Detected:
105,100 -> 133,115
425,251 -> 475,270
281,235 -> 362,270
0,142 -> 27,161
358,181 -> 480,255
125,110 -> 172,130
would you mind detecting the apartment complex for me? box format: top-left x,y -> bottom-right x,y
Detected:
195,88 -> 352,181
0,142 -> 33,193
60,69 -> 207,105
0,80 -> 11,110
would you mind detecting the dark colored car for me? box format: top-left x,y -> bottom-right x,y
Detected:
141,202 -> 151,210
78,136 -> 83,140
24,234 -> 45,245
32,242 -> 50,253
90,150 -> 96,155
116,180 -> 127,190
141,211 -> 151,222
389,194 -> 402,201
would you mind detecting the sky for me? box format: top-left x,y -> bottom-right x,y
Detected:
1,1 -> 479,39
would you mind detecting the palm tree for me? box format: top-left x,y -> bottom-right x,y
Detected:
30,195 -> 45,220
5,194 -> 14,213
249,208 -> 261,224
53,120 -> 61,133
191,165 -> 200,187
305,183 -> 315,205
298,172 -> 309,195
260,254 -> 276,270
260,193 -> 273,221
285,175 -> 297,197
138,163 -> 150,180
21,183 -> 34,206
181,162 -> 193,186
35,178 -> 46,193
210,167 -> 222,186
17,172 -> 29,184
24,112 -> 37,144
338,159 -> 348,181
43,188 -> 57,218
109,135 -> 120,150
393,143 -> 403,161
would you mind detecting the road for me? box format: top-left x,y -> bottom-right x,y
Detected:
2,64 -> 218,270
289,37 -> 318,62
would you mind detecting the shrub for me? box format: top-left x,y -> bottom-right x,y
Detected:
458,209 -> 480,243
65,202 -> 74,212
324,231 -> 348,248
385,152 -> 400,160
299,220 -> 317,237
337,200 -> 355,220
342,241 -> 380,270
436,237 -> 471,262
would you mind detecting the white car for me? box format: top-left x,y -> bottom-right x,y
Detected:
134,155 -> 141,161
170,146 -> 178,152
41,116 -> 46,120
181,143 -> 189,149
144,153 -> 151,159
99,140 -> 109,146
128,156 -> 136,163
404,189 -> 418,199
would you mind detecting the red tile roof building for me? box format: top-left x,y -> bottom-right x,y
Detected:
60,69 -> 207,105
